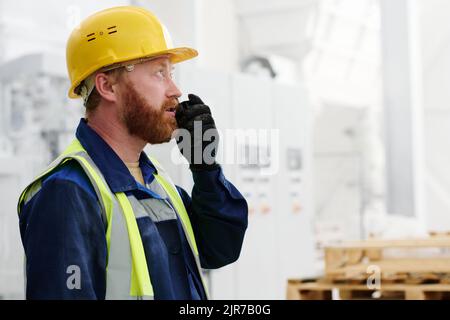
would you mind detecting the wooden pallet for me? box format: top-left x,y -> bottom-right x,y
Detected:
429,231 -> 450,238
325,238 -> 450,282
287,278 -> 450,300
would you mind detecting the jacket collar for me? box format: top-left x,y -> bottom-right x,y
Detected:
75,118 -> 157,193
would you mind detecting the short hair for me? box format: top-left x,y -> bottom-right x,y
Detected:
83,68 -> 125,118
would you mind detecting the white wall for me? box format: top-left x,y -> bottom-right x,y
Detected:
0,0 -> 130,63
137,0 -> 239,73
421,0 -> 450,231
198,0 -> 239,72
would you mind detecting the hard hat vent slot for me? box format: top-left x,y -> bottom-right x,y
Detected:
107,26 -> 117,35
86,33 -> 96,42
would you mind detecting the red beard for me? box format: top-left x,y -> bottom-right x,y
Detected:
121,81 -> 178,144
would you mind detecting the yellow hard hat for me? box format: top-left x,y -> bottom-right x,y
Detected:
66,6 -> 198,98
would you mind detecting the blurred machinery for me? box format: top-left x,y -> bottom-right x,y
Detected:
0,53 -> 82,298
0,53 -> 81,160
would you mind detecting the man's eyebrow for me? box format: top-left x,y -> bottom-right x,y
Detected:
154,61 -> 175,70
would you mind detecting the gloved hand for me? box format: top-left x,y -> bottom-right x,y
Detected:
175,94 -> 220,171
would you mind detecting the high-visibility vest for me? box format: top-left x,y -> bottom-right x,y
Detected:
17,138 -> 209,300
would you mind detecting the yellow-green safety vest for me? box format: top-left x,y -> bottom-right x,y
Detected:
17,139 -> 209,300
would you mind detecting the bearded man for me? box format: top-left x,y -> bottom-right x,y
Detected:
17,6 -> 248,300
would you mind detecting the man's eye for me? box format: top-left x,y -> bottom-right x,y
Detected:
155,69 -> 173,80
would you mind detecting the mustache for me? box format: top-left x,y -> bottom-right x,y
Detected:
163,98 -> 180,111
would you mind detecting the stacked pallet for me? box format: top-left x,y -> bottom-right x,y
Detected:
287,235 -> 450,300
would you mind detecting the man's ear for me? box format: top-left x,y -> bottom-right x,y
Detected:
95,72 -> 118,103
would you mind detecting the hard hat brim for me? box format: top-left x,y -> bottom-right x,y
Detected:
68,46 -> 198,99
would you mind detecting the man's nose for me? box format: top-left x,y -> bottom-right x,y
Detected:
167,78 -> 182,99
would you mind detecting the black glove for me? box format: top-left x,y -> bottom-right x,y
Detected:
175,94 -> 220,171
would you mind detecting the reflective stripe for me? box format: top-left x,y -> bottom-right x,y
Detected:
127,196 -> 152,219
18,158 -> 71,210
129,195 -> 177,222
115,193 -> 153,297
105,194 -> 135,299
